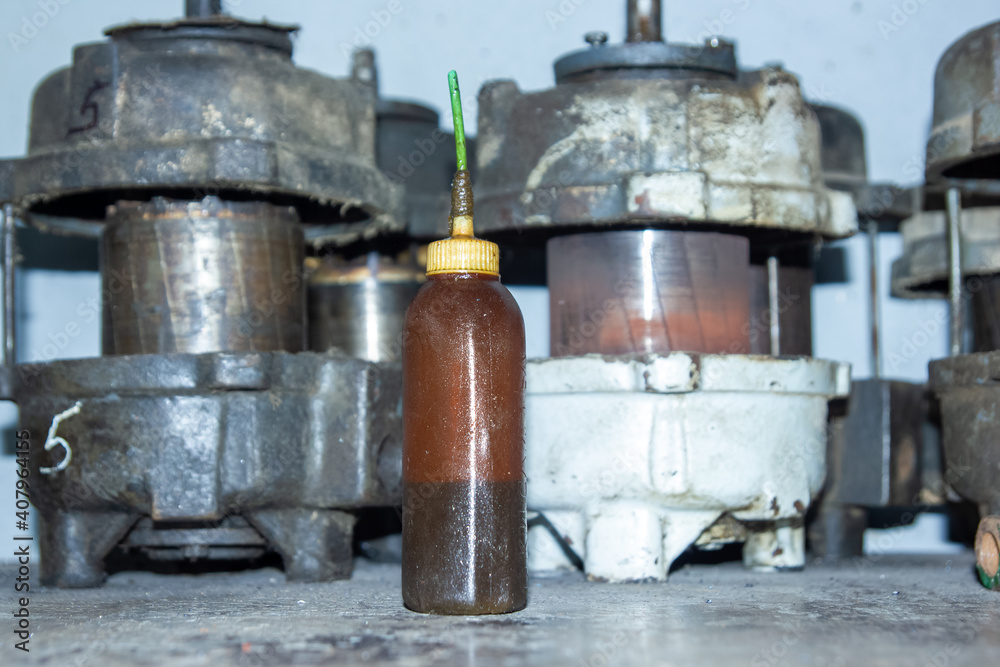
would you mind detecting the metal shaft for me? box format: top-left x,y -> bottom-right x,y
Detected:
185,0 -> 223,18
946,187 -> 963,356
0,205 -> 16,399
308,252 -> 423,363
626,0 -> 662,42
767,255 -> 781,356
868,220 -> 881,377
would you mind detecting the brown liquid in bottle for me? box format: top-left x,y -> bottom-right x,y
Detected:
402,272 -> 527,615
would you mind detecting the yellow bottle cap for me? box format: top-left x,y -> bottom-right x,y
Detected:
425,215 -> 499,276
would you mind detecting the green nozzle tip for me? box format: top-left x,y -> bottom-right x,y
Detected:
448,70 -> 468,172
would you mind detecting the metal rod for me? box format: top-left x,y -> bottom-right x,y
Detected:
1,205 -> 16,399
185,0 -> 223,18
626,0 -> 662,42
867,219 -> 881,378
946,186 -> 963,357
767,255 -> 781,356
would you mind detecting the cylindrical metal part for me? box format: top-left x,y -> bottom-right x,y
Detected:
548,230 -> 750,357
747,263 -> 813,356
101,197 -> 304,355
308,252 -> 423,362
1,206 -> 15,367
626,0 -> 663,42
767,256 -> 781,356
0,205 -> 15,400
868,221 -> 882,377
946,187 -> 963,356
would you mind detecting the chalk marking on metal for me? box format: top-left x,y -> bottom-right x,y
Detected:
40,401 -> 83,475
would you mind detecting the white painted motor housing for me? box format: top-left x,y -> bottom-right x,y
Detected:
525,353 -> 851,581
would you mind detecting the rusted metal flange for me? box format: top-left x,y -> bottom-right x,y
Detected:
0,14 -> 402,245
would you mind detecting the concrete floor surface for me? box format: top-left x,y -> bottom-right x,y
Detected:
1,553 -> 998,666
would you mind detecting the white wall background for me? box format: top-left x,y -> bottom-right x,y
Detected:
1,0 -> 995,559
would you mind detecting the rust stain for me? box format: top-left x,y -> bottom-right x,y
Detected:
633,189 -> 655,216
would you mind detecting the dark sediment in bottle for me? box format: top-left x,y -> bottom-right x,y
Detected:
402,480 -> 526,614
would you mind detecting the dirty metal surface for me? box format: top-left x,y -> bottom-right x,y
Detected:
475,68 -> 856,240
0,15 -> 402,243
15,350 -> 402,587
308,253 -> 423,363
524,353 -> 850,580
825,379 -> 926,508
2,555 -> 998,666
747,262 -> 813,356
925,20 -> 1000,182
810,103 -> 913,226
554,1 -> 734,85
546,231 -> 751,357
102,197 -> 305,355
376,100 -> 459,240
811,103 -> 868,195
929,351 -> 1000,516
891,207 -> 1000,299
970,279 -> 1000,352
809,379 -> 929,560
553,37 -> 737,83
119,516 -> 267,562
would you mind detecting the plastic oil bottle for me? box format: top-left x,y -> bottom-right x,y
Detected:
401,71 -> 527,615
